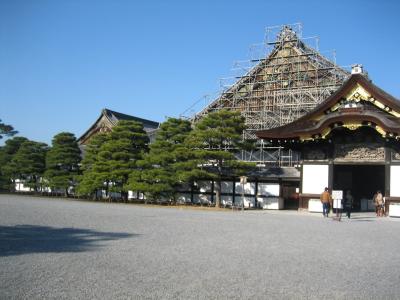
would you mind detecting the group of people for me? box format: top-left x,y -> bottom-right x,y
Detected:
320,188 -> 385,219
320,188 -> 353,218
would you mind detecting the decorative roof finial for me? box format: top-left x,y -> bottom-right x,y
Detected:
277,25 -> 298,42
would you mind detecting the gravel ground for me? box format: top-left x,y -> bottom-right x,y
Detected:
1,194 -> 400,300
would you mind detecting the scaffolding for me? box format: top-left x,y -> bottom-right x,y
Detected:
186,24 -> 350,166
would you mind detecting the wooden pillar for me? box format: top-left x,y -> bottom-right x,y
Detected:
299,164 -> 304,210
211,180 -> 215,204
232,179 -> 236,204
254,179 -> 258,208
328,161 -> 334,191
385,148 -> 391,214
190,183 -> 194,204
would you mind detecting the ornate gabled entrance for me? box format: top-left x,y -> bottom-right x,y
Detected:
256,73 -> 400,213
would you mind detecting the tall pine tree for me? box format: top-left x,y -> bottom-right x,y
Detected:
12,140 -> 48,192
183,110 -> 255,207
0,137 -> 28,191
76,133 -> 109,199
44,132 -> 81,196
84,120 -> 149,201
128,118 -> 192,202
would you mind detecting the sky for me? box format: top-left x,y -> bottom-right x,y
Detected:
1,0 -> 400,145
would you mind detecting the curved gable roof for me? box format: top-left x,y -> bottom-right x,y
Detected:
256,74 -> 400,140
78,108 -> 160,145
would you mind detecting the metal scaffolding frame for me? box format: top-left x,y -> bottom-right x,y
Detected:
187,24 -> 350,166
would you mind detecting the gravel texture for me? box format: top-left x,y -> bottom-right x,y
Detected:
1,194 -> 400,299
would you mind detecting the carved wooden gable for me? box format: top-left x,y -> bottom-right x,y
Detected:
256,74 -> 400,143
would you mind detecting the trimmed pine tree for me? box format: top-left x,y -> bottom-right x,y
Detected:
86,120 -> 149,201
44,132 -> 81,196
127,118 -> 192,203
12,140 -> 48,192
183,109 -> 255,207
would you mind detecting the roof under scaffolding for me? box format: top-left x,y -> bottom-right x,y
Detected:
193,24 -> 350,140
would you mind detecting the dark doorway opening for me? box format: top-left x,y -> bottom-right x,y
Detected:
333,164 -> 385,211
282,181 -> 300,210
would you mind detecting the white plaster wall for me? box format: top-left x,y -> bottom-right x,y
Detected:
390,166 -> 400,197
257,197 -> 283,210
235,182 -> 256,194
15,179 -> 32,192
128,191 -> 137,199
389,203 -> 400,217
302,164 -> 329,194
308,199 -> 323,213
258,183 -> 280,197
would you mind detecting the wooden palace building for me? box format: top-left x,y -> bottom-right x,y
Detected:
256,72 -> 400,214
77,108 -> 159,148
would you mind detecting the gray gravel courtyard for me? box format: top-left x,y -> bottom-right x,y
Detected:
1,194 -> 400,299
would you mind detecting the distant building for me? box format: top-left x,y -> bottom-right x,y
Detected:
77,108 -> 159,150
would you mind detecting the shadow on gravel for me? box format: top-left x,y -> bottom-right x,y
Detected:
0,225 -> 137,257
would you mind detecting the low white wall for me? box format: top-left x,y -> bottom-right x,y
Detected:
257,197 -> 283,210
389,203 -> 400,217
308,199 -> 323,213
15,180 -> 33,192
390,166 -> 400,197
258,183 -> 280,197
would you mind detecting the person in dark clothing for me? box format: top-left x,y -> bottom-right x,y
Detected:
344,190 -> 353,219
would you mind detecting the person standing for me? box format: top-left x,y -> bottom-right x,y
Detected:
374,190 -> 384,217
344,190 -> 353,219
320,187 -> 332,218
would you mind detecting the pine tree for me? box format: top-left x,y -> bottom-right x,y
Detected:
44,132 -> 82,196
11,140 -> 48,192
0,137 -> 28,190
183,110 -> 255,207
84,120 -> 149,201
128,118 -> 192,202
76,133 -> 109,199
0,119 -> 17,139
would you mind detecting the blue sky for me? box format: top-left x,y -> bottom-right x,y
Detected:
1,0 -> 399,145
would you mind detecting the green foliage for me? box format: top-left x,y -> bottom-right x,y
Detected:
127,118 -> 192,201
11,140 -> 49,191
183,110 -> 255,207
0,137 -> 28,190
44,132 -> 81,195
76,133 -> 109,197
0,119 -> 17,139
78,120 -> 149,200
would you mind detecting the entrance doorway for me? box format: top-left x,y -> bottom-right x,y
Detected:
333,164 -> 385,211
